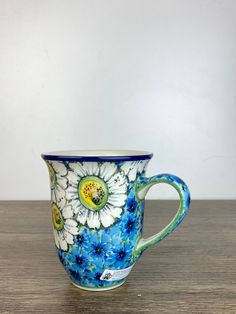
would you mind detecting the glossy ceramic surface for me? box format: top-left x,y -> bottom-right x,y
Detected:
42,150 -> 190,290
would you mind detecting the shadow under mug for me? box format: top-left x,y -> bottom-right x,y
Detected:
41,150 -> 190,291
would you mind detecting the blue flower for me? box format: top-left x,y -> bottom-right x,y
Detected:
121,211 -> 139,244
125,189 -> 139,213
83,268 -> 105,287
124,216 -> 135,234
107,240 -> 133,268
76,234 -> 85,244
105,226 -> 134,267
68,267 -> 82,282
75,254 -> 88,268
67,265 -> 93,287
66,247 -> 90,271
88,231 -> 110,259
74,227 -> 90,248
92,243 -> 105,256
94,272 -> 104,286
114,243 -> 132,262
116,249 -> 126,261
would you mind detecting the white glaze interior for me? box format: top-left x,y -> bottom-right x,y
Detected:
42,150 -> 152,157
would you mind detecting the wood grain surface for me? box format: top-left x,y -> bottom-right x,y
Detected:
0,200 -> 235,313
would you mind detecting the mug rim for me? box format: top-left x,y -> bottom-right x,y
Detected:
41,150 -> 153,162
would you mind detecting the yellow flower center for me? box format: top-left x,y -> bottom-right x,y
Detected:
52,203 -> 64,231
78,176 -> 108,211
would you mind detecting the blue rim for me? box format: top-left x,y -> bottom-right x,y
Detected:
41,151 -> 153,162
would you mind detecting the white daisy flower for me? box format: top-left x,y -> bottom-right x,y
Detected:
66,162 -> 127,229
121,160 -> 149,182
51,202 -> 79,251
46,161 -> 67,208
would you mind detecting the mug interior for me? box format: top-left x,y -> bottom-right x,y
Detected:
41,150 -> 153,162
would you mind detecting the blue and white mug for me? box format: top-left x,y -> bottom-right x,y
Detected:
42,150 -> 190,291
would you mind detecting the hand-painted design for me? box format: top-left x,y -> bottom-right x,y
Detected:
46,161 -> 67,208
54,180 -> 144,289
66,162 -> 128,229
52,202 -> 64,231
133,173 -> 191,260
106,239 -> 133,268
121,160 -> 149,182
51,202 -> 79,251
57,172 -> 189,288
42,155 -> 191,290
79,176 -> 108,210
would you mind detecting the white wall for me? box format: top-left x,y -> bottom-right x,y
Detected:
0,0 -> 236,200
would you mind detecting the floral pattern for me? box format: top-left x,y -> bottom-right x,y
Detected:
46,160 -> 148,289
66,162 -> 128,229
121,160 -> 149,182
43,156 -> 191,290
46,161 -> 67,208
51,202 -> 79,251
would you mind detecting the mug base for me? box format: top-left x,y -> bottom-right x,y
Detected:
71,280 -> 126,291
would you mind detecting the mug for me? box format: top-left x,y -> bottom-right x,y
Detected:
41,150 -> 190,291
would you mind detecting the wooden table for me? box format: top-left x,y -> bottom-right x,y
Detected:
0,200 -> 235,313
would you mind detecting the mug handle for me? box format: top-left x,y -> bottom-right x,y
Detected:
133,173 -> 190,260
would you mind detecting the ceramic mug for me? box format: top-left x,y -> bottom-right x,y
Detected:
41,150 -> 190,291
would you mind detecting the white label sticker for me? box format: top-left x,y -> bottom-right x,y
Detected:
100,264 -> 134,281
